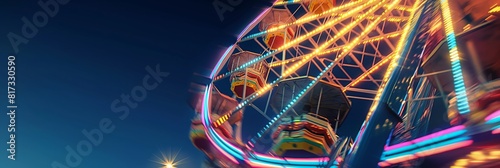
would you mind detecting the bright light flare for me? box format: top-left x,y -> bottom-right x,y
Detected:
153,149 -> 186,168
165,162 -> 175,168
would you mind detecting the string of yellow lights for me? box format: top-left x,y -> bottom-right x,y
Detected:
489,5 -> 500,13
214,0 -> 403,127
213,0 -> 383,127
214,0 -> 376,82
388,4 -> 414,12
322,0 -> 402,92
237,0 -> 405,134
274,0 -> 377,52
364,0 -> 422,121
263,0 -> 366,40
268,31 -> 402,68
343,53 -> 397,91
334,14 -> 409,22
273,0 -> 304,6
279,0 -> 389,79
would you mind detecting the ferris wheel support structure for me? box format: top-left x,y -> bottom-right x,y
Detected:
343,0 -> 429,167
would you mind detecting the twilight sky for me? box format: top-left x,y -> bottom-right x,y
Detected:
0,0 -> 373,167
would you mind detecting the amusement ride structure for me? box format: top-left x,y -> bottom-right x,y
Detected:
188,0 -> 500,167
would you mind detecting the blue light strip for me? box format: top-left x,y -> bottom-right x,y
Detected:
202,85 -> 245,162
486,116 -> 500,124
252,0 -> 402,141
252,65 -> 328,141
381,136 -> 470,160
204,84 -> 332,166
440,0 -> 471,115
202,4 -> 333,167
382,129 -> 467,156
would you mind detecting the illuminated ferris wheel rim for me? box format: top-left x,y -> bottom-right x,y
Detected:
203,12 -> 333,168
200,0 -> 420,166
201,84 -> 332,167
201,2 -> 339,166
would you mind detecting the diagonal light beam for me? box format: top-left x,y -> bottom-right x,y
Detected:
214,0 -> 377,82
251,0 -> 403,140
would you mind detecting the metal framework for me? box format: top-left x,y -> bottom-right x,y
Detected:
201,0 -> 429,167
212,0 -> 415,126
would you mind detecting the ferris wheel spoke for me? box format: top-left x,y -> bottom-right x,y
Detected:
250,0 -> 403,142
373,25 -> 400,51
212,52 -> 337,127
351,15 -> 408,22
235,45 -> 245,53
345,87 -> 379,95
364,0 -> 423,120
346,53 -> 382,87
256,4 -> 384,98
218,0 -> 376,79
360,25 -> 394,57
297,43 -> 317,51
321,59 -> 345,87
325,22 -> 404,88
212,4 -> 383,121
298,24 -> 323,54
341,7 -> 408,87
321,54 -> 377,86
194,0 -> 450,166
269,54 -> 301,78
213,0 -> 407,151
264,1 -> 396,80
267,29 -> 401,77
276,0 -> 389,78
241,0 -> 367,42
249,103 -> 272,121
386,4 -> 414,12
326,6 -> 410,23
253,38 -> 272,53
274,0 -> 303,7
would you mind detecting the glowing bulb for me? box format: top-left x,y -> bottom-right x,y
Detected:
165,163 -> 175,168
155,149 -> 184,168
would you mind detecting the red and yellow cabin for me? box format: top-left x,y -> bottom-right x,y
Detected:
259,8 -> 296,50
264,24 -> 295,50
308,0 -> 336,14
271,113 -> 338,157
227,51 -> 268,98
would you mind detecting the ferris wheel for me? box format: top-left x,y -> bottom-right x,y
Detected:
189,0 -> 424,167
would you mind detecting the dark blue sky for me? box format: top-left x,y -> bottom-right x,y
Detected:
0,0 -> 369,167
